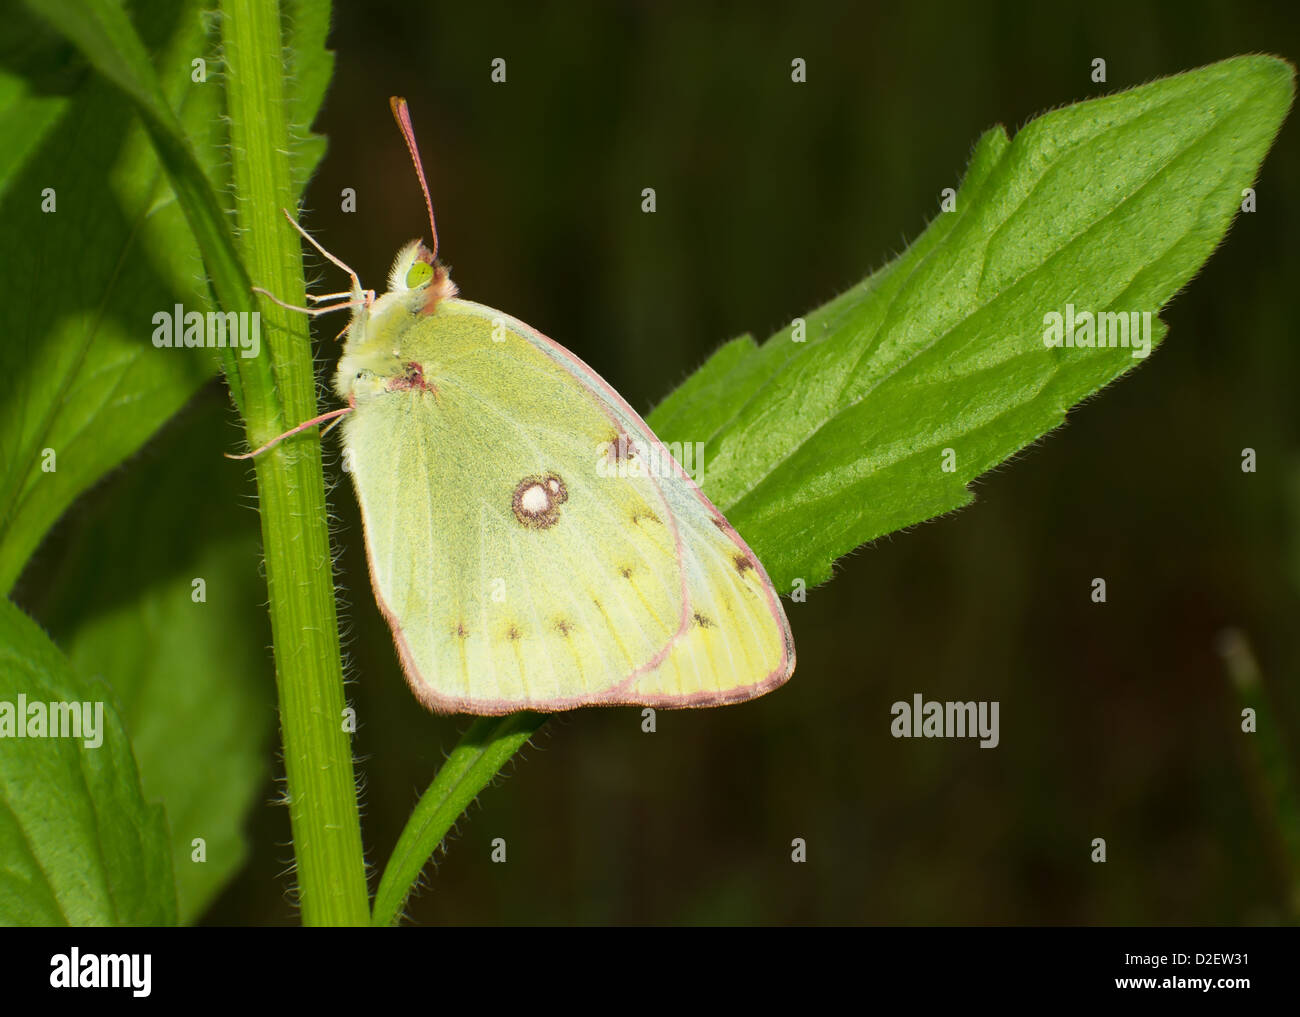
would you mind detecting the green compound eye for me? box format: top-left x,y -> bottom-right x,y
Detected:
406,261 -> 434,288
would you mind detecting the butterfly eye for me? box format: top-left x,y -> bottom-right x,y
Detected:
405,261 -> 434,288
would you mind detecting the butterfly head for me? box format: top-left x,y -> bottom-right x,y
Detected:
388,239 -> 458,314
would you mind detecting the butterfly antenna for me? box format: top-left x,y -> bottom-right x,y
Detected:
390,96 -> 439,260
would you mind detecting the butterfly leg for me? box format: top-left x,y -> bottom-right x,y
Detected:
225,398 -> 357,460
252,210 -> 377,314
280,210 -> 377,308
251,287 -> 366,317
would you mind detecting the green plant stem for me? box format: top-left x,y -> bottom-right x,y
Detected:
372,713 -> 548,926
222,0 -> 369,926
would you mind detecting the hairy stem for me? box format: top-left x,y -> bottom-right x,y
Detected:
222,0 -> 369,926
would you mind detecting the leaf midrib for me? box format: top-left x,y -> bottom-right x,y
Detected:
720,82 -> 1251,523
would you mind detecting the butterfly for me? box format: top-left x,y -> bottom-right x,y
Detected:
240,98 -> 794,715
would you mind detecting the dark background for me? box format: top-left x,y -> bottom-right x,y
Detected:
32,0 -> 1300,924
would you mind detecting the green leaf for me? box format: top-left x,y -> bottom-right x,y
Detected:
1,0 -> 335,596
23,0 -> 253,406
0,597 -> 176,925
372,713 -> 547,927
284,0 -> 333,190
34,395 -> 272,924
0,0 -> 225,592
649,55 -> 1295,590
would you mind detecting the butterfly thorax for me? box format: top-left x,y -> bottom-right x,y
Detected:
334,239 -> 458,404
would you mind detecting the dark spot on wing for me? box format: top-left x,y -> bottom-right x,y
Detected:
692,612 -> 714,629
512,472 -> 568,529
605,428 -> 637,463
733,553 -> 755,575
630,505 -> 662,526
387,361 -> 436,395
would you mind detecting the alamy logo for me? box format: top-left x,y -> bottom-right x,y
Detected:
0,694 -> 103,748
152,303 -> 261,359
1043,303 -> 1152,360
596,435 -> 705,483
891,693 -> 999,748
50,949 -> 151,997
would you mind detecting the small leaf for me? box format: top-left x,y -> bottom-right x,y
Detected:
372,713 -> 547,927
650,56 -> 1295,589
0,597 -> 176,926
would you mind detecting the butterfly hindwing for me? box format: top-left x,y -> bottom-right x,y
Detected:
342,297 -> 794,713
